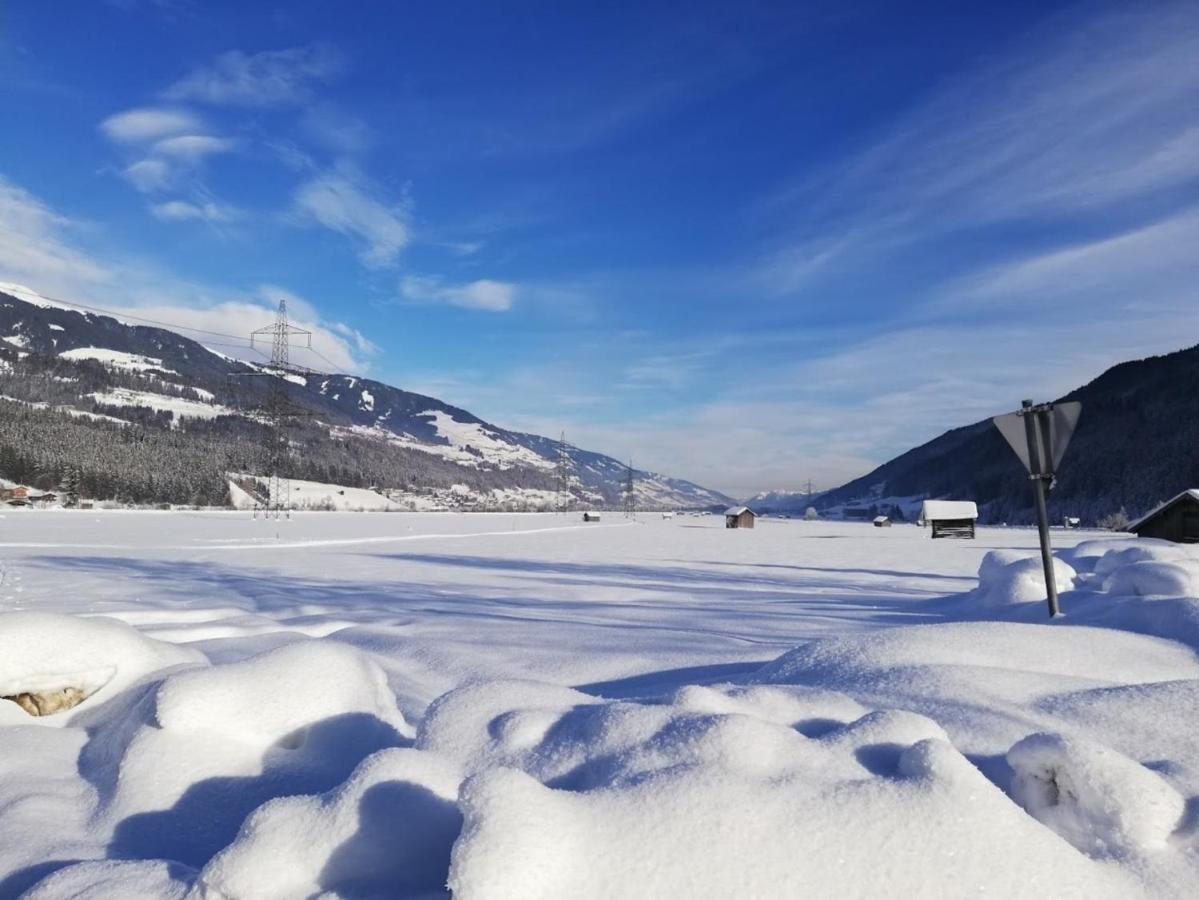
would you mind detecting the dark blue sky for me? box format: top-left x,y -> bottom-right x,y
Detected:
2,1 -> 1197,494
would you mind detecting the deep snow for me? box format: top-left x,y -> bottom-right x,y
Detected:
1,512 -> 1197,897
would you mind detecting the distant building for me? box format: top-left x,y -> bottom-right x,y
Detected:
1129,490 -> 1199,543
873,516 -> 892,528
1,486 -> 29,506
582,512 -> 602,522
725,506 -> 757,529
920,500 -> 978,539
661,512 -> 674,519
1062,516 -> 1080,528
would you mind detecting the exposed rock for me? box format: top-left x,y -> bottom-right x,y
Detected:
3,686 -> 89,716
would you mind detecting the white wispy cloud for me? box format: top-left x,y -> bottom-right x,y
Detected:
150,134 -> 237,159
149,200 -> 234,223
942,211 -> 1199,310
0,175 -> 373,372
759,4 -> 1199,292
0,176 -> 112,292
398,275 -> 516,312
99,106 -> 200,142
122,159 -> 173,192
293,172 -> 410,267
164,44 -> 344,107
101,107 -> 236,198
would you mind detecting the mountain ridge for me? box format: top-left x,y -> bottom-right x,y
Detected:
0,285 -> 732,510
800,342 -> 1199,525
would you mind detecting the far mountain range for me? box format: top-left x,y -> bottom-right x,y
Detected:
0,284 -> 732,511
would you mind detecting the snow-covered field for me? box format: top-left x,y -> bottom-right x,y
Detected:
1,513 -> 1197,898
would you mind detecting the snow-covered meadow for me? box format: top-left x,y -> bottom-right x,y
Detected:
1,512 -> 1197,897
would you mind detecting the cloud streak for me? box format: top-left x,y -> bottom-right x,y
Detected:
398,275 -> 516,312
164,44 -> 344,107
293,172 -> 410,266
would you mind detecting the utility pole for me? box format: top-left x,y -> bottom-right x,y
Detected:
237,299 -> 314,519
622,459 -> 636,518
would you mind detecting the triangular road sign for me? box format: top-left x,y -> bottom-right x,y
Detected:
993,401 -> 1081,477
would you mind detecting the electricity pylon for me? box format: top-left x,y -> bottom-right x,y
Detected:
554,431 -> 574,513
622,459 -> 636,518
239,298 -> 313,519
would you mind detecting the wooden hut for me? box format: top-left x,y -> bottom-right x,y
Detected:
873,516 -> 892,528
920,500 -> 978,539
1129,490 -> 1199,543
725,506 -> 756,529
582,512 -> 601,523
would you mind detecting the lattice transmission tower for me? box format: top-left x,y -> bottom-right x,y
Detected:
622,459 -> 636,518
240,298 -> 313,519
554,431 -> 574,513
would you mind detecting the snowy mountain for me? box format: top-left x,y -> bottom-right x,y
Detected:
814,342 -> 1199,526
743,489 -> 823,514
0,284 -> 732,510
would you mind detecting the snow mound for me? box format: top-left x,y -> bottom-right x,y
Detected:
197,748 -> 461,900
1064,538 -> 1179,574
975,550 -> 1077,606
1008,732 -> 1186,857
438,680 -> 1134,898
86,641 -> 411,868
153,639 -> 411,747
1101,559 -> 1199,598
751,622 -> 1197,694
1040,680 -> 1199,779
1092,543 -> 1195,577
23,859 -> 196,899
749,622 -> 1199,755
0,612 -> 204,724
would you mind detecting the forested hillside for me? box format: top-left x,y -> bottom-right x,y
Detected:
813,343 -> 1199,525
0,286 -> 730,509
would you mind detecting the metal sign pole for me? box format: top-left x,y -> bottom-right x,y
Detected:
1021,399 -> 1060,617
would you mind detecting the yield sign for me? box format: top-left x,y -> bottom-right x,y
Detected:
993,401 -> 1081,477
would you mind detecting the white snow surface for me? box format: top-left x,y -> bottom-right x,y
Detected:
60,346 -> 180,375
1,515 -> 1198,897
228,474 -> 404,512
88,387 -> 234,422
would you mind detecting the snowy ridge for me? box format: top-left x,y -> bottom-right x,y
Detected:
0,283 -> 731,509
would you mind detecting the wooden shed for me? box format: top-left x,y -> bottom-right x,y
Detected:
582,512 -> 602,523
1129,490 -> 1199,543
920,500 -> 978,539
873,516 -> 892,528
725,506 -> 756,529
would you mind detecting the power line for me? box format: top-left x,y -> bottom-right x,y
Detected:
16,291 -> 251,341
10,287 -> 353,374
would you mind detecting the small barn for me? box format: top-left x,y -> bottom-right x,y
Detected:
920,500 -> 978,539
582,512 -> 601,523
725,506 -> 756,529
873,516 -> 892,528
1129,490 -> 1199,543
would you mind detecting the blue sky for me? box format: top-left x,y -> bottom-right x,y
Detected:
2,1 -> 1198,496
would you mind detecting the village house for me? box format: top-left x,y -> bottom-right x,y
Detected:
1129,490 -> 1199,543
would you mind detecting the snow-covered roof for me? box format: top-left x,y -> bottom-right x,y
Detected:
873,516 -> 890,523
920,500 -> 978,521
725,506 -> 755,517
1129,490 -> 1199,531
